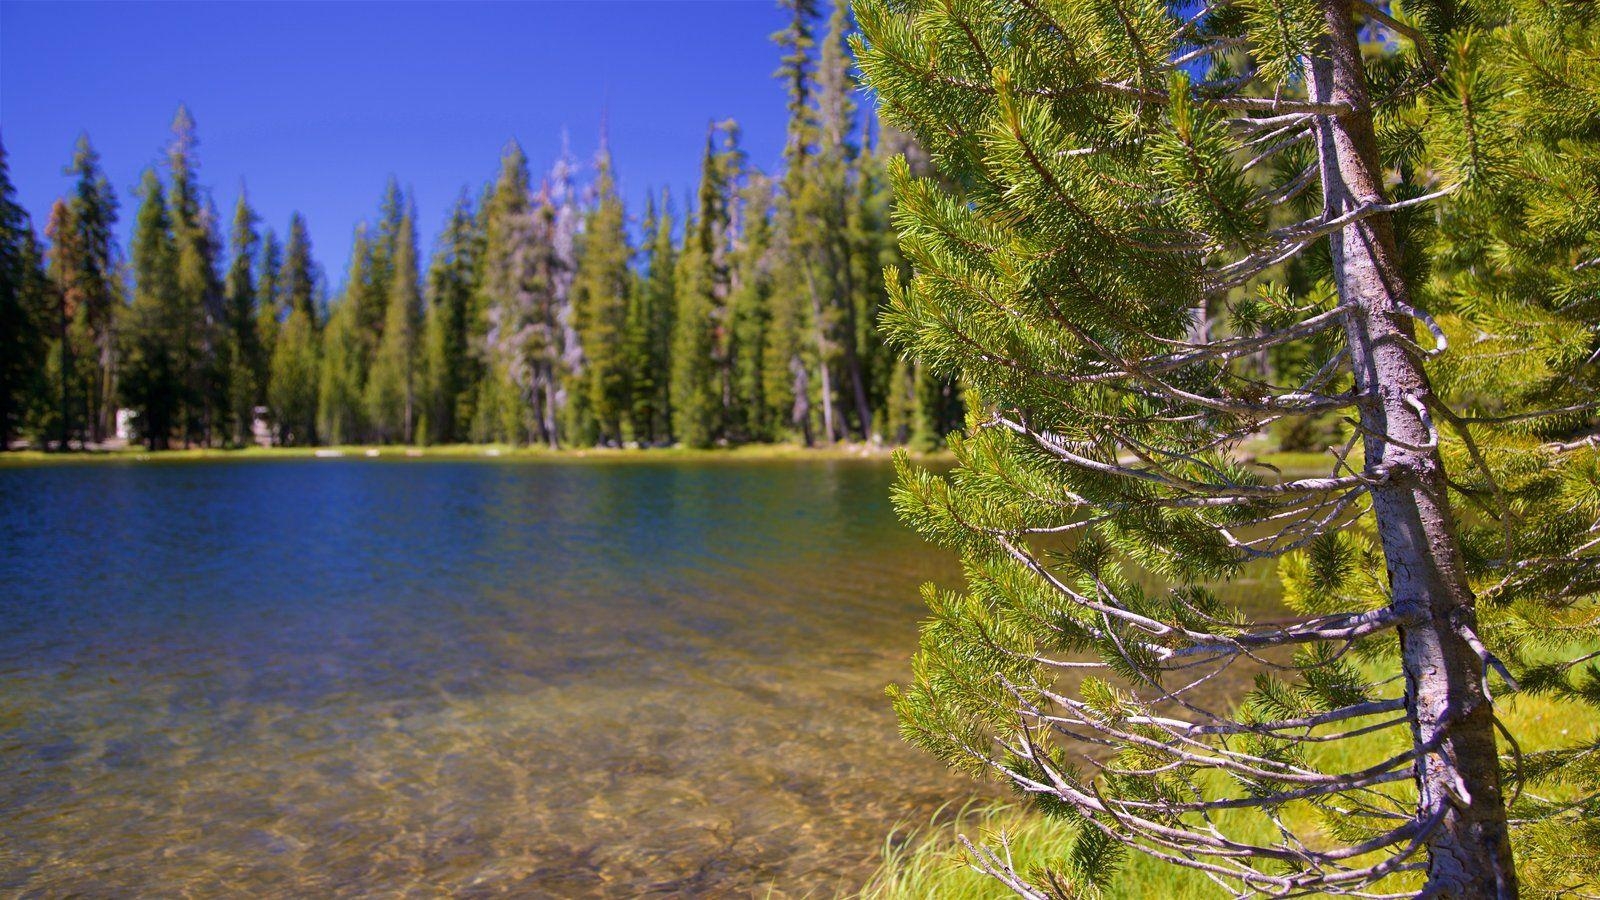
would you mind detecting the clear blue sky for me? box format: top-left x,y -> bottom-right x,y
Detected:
1,0 -> 794,287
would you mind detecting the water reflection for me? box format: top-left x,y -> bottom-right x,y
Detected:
0,459 -> 974,896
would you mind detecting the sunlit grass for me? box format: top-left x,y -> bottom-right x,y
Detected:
855,663 -> 1599,899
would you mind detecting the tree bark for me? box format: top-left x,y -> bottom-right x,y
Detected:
803,264 -> 837,442
1308,2 -> 1517,895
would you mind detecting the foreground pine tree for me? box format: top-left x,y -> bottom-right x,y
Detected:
857,0 -> 1600,896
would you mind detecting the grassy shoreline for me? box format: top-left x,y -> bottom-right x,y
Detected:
0,441 -> 958,466
0,442 -> 1331,472
853,653 -> 1600,899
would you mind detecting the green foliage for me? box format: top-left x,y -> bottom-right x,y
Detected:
630,191 -> 677,444
119,172 -> 183,448
857,0 -> 1600,894
571,143 -> 634,444
672,124 -> 742,449
366,201 -> 421,443
224,192 -> 262,445
9,12 -> 960,456
0,140 -> 53,449
421,193 -> 479,445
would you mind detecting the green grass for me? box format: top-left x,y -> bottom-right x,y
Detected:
854,669 -> 1600,899
855,800 -> 1238,900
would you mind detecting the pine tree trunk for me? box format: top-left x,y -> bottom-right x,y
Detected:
57,299 -> 73,452
1308,2 -> 1517,895
803,265 -> 837,442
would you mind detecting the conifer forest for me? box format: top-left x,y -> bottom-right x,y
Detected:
0,1 -> 962,454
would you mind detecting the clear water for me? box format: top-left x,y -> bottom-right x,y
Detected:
0,458 -> 979,897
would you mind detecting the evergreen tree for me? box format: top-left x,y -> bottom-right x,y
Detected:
631,190 -> 677,444
473,141 -> 551,445
254,227 -> 283,397
60,135 -> 120,443
164,106 -> 225,446
859,0 -> 1600,895
670,123 -> 739,448
363,177 -> 405,341
42,200 -> 83,450
318,231 -> 370,444
768,0 -> 823,445
267,307 -> 317,447
549,138 -> 587,447
571,136 -> 633,444
0,140 -> 51,450
727,173 -> 775,441
366,200 -> 421,443
422,192 -> 479,445
813,0 -> 874,441
223,191 -> 262,444
281,213 -> 316,320
120,171 -> 182,449
267,214 -> 318,445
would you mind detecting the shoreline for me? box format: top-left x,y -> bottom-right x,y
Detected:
0,442 -> 1334,473
0,441 -> 955,466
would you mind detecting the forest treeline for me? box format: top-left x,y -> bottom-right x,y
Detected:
0,1 -> 962,452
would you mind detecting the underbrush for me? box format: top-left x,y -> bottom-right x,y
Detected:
855,676 -> 1598,899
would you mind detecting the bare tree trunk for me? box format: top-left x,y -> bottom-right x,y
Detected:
803,265 -> 837,442
790,352 -> 812,448
542,373 -> 559,449
98,335 -> 114,443
832,236 -> 876,442
838,314 -> 874,443
1309,3 -> 1517,896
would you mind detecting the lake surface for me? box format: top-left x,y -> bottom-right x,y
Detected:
0,458 -> 980,897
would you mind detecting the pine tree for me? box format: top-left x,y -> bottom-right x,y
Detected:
859,0 -> 1600,895
769,0 -> 819,446
571,135 -> 633,445
0,140 -> 51,450
727,173 -> 776,441
813,0 -> 875,441
254,227 -> 283,400
267,214 -> 318,445
473,141 -> 552,445
43,200 -> 83,450
120,171 -> 182,449
224,191 -> 262,445
422,192 -> 479,445
366,199 -> 421,443
631,190 -> 677,444
549,138 -> 587,447
671,123 -> 740,448
280,213 -> 316,321
164,106 -> 225,446
319,231 -> 370,444
364,177 -> 405,338
60,135 -> 119,444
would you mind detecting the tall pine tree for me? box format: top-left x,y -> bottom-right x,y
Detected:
60,135 -> 120,444
366,199 -> 421,443
571,134 -> 633,445
223,191 -> 262,445
421,192 -> 479,445
0,139 -> 51,450
267,213 -> 319,445
859,0 -> 1600,895
120,171 -> 181,449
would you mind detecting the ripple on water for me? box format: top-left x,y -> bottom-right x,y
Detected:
1,459 -> 990,897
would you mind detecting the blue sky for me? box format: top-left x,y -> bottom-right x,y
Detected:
1,0 -> 795,287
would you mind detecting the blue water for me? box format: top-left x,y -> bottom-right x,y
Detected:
0,458 -> 968,897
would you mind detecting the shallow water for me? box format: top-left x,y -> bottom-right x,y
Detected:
0,458 -> 993,897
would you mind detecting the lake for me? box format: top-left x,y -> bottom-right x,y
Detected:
0,458 -> 979,897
